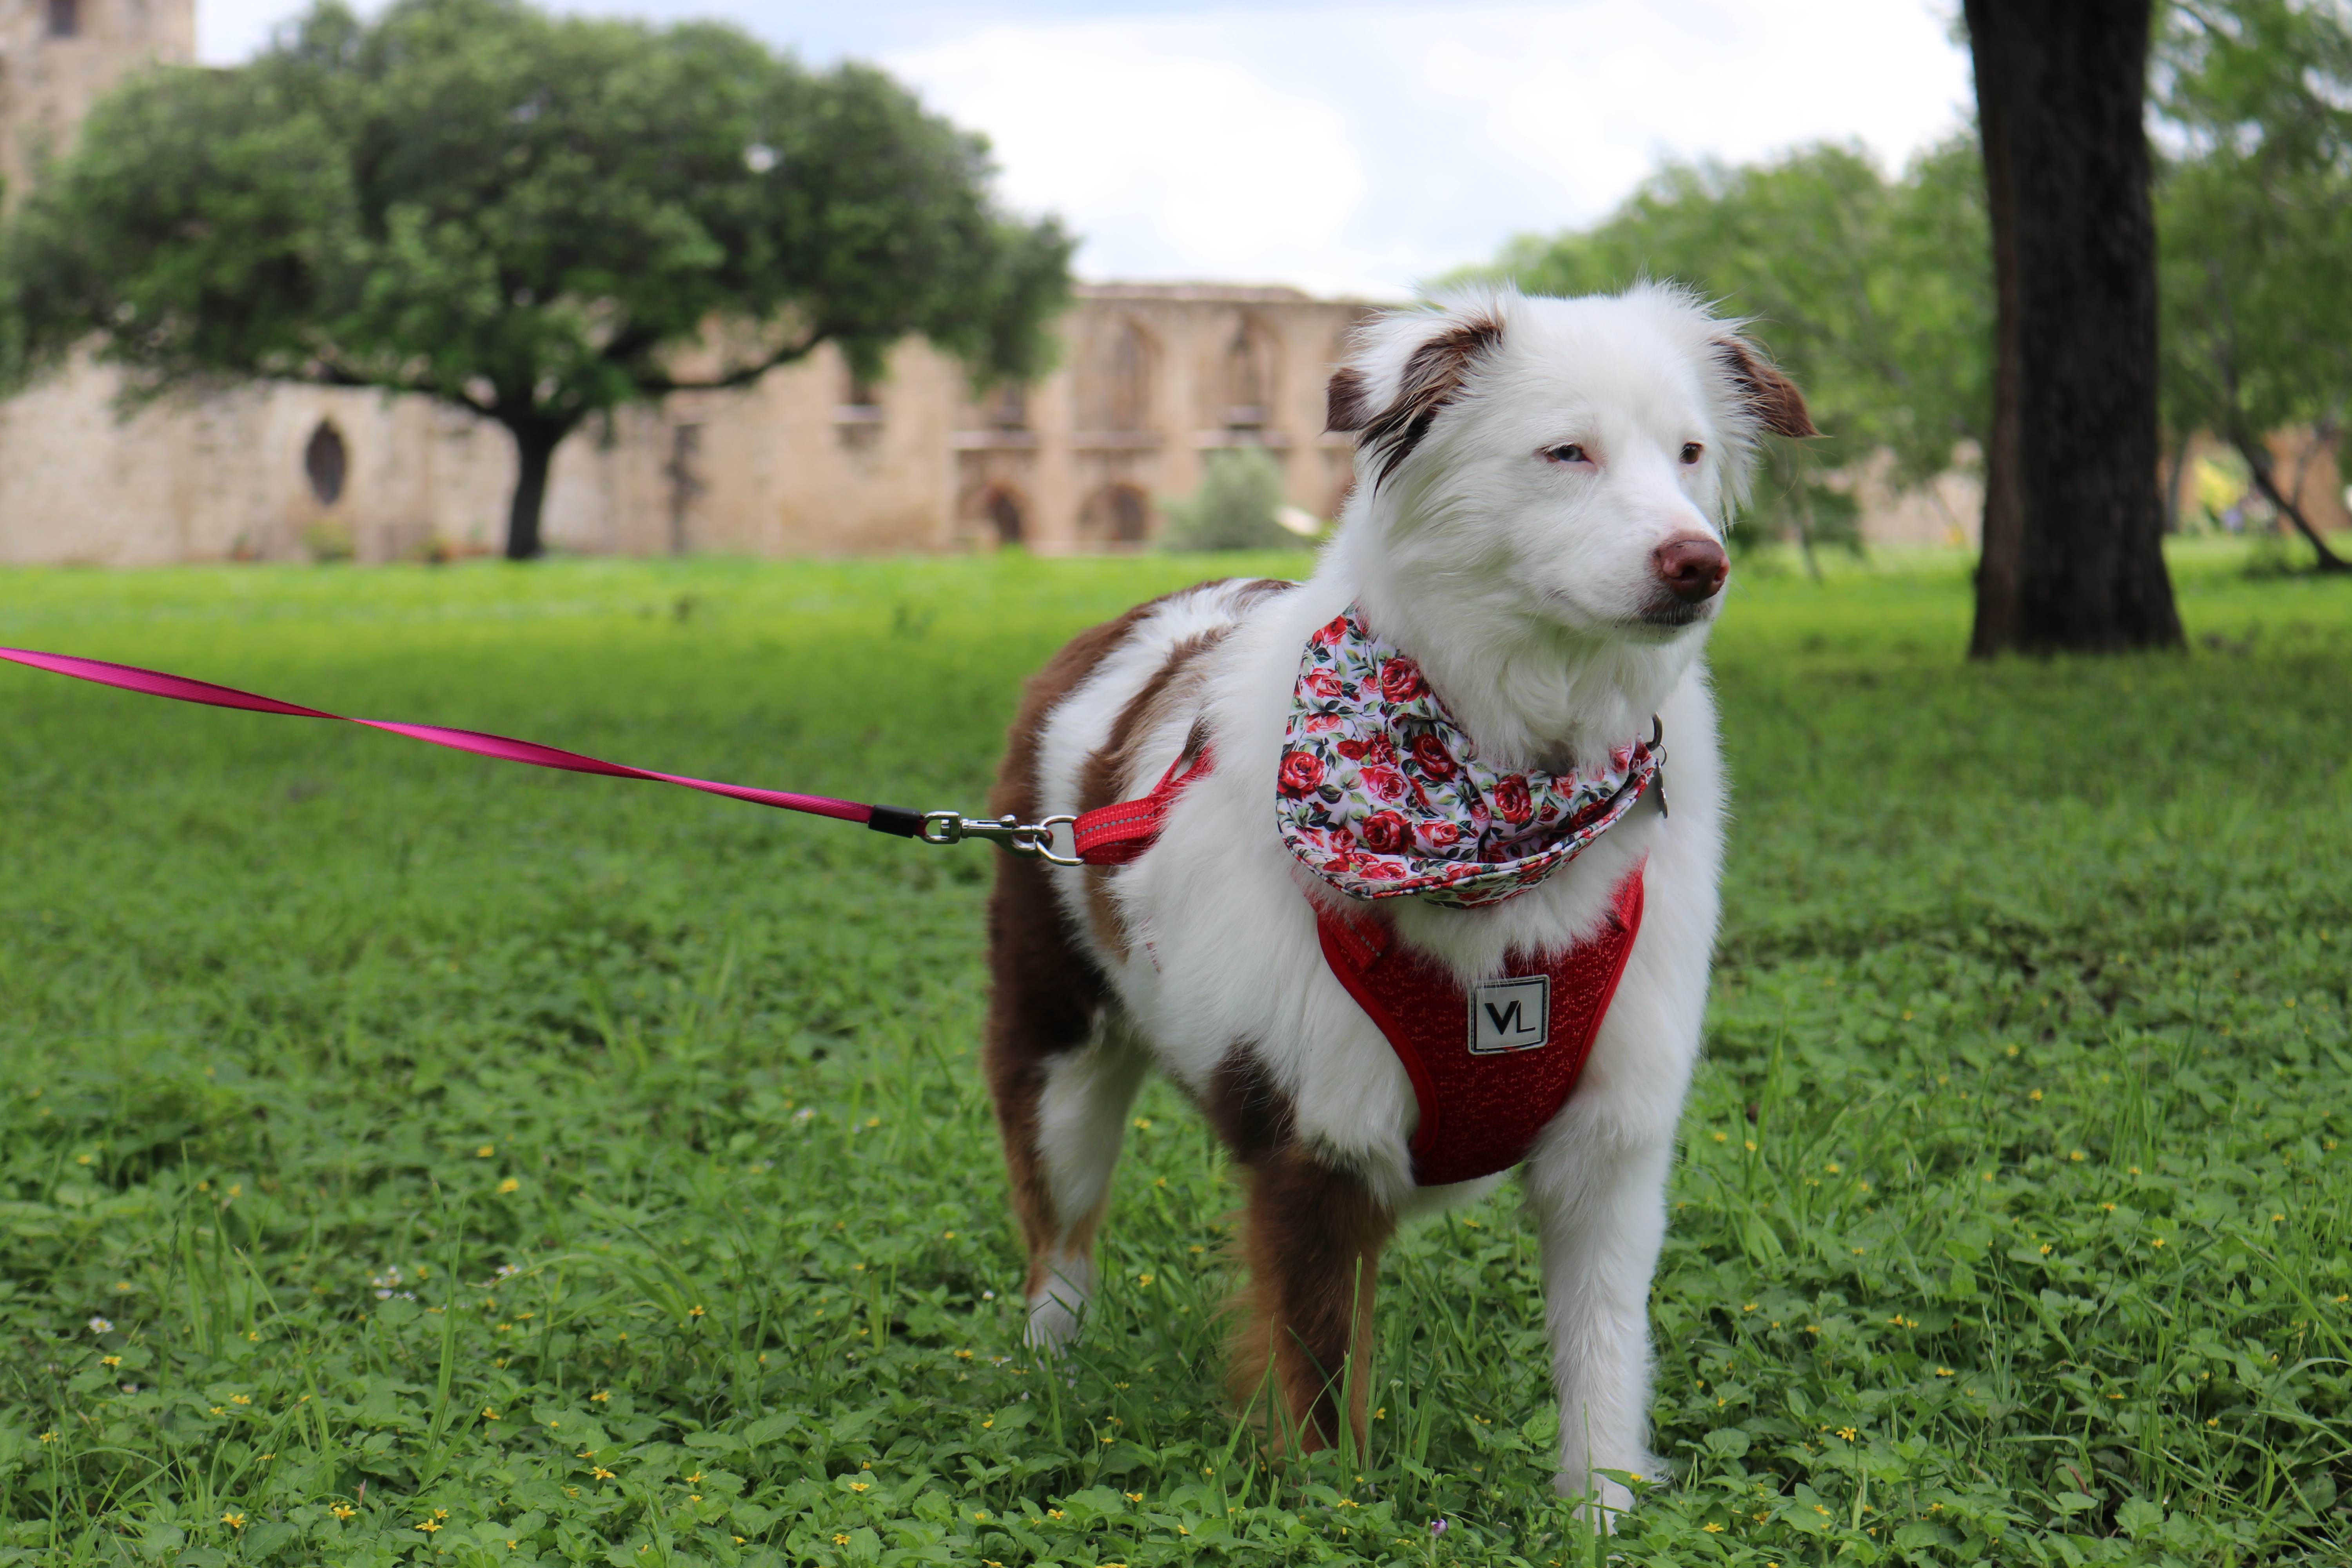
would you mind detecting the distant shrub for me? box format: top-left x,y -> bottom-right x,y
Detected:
1161,448 -> 1293,552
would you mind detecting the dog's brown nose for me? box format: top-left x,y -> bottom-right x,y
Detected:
1654,535 -> 1729,603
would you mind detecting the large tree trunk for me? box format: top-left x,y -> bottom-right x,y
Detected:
502,419 -> 567,561
1966,0 -> 2184,656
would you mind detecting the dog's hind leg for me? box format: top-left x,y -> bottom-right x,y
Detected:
983,849 -> 1150,1352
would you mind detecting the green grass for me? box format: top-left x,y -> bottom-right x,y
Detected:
0,546 -> 2346,1567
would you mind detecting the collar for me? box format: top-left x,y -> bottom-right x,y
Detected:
1274,603 -> 1661,909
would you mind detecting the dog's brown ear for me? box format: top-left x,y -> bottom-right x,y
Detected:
1326,366 -> 1374,434
1714,337 -> 1818,439
1332,309 -> 1506,485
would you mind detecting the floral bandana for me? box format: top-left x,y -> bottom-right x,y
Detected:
1275,604 -> 1661,908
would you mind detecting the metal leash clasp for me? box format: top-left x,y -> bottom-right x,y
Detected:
918,810 -> 1080,866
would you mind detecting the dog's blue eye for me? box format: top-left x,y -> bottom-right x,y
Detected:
1544,444 -> 1587,465
1681,443 -> 1703,464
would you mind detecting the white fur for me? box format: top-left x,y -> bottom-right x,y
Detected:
1023,284 -> 1754,1519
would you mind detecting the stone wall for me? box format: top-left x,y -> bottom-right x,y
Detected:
0,286 -> 1383,563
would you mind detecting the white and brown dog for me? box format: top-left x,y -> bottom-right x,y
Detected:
981,283 -> 1812,1513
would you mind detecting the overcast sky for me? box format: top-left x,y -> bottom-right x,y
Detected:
196,0 -> 1975,299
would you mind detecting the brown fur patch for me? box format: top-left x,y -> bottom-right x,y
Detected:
1358,315 -> 1505,487
1713,338 -> 1819,439
983,598 -> 1163,1263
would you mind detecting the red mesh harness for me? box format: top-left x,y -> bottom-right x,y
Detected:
1314,871 -> 1642,1185
1072,750 -> 1645,1187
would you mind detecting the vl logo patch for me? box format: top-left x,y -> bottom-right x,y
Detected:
1468,975 -> 1550,1054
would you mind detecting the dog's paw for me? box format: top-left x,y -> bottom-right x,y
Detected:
1023,1291 -> 1085,1354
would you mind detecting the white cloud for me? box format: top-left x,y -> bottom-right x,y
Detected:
199,0 -> 1974,299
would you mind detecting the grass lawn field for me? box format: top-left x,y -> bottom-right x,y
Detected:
0,544 -> 2347,1567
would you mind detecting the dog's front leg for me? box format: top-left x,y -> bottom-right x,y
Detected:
1523,1135 -> 1674,1528
1229,1143 -> 1396,1454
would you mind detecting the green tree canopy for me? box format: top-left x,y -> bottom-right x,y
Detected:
0,0 -> 1073,558
2153,0 -> 2352,570
1461,139 -> 1992,558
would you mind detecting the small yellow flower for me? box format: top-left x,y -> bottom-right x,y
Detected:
2068,1149 -> 2085,1161
416,1520 -> 440,1534
833,1534 -> 851,1546
210,1406 -> 225,1416
1132,1117 -> 1152,1130
1935,1366 -> 1954,1376
955,1348 -> 974,1359
477,1145 -> 495,1158
981,1419 -> 993,1430
591,1390 -> 610,1402
850,1481 -> 869,1493
686,1472 -> 702,1484
1703,1521 -> 1725,1532
2040,1243 -> 2053,1255
593,1468 -> 615,1481
1101,1433 -> 1116,1443
481,1407 -> 500,1420
1713,1131 -> 1728,1142
100,1355 -> 120,1368
221,1511 -> 245,1529
2152,1237 -> 2167,1248
331,1504 -> 356,1521
37,1431 -> 56,1444
2029,1089 -> 2043,1102
229,1394 -> 251,1405
689,1305 -> 706,1318
497,1178 -> 520,1194
1125,1491 -> 1143,1503
1137,1273 -> 1154,1287
2207,1417 -> 2220,1427
1837,1426 -> 1858,1441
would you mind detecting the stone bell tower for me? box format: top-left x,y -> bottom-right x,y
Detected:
0,0 -> 194,205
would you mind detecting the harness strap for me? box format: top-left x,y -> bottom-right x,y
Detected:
1069,745 -> 1215,866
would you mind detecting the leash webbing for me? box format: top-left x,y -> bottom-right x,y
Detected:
0,646 -> 1092,862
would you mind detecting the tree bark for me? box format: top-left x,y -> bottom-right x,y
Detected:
502,419 -> 566,561
1966,0 -> 2184,655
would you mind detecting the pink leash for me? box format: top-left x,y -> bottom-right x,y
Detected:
0,647 -> 1084,862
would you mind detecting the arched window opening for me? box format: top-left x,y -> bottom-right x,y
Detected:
304,421 -> 348,506
47,0 -> 78,38
1223,318 -> 1276,429
983,382 -> 1028,430
1083,321 -> 1153,431
1080,483 -> 1151,545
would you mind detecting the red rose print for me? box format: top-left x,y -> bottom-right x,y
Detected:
1315,615 -> 1350,645
1492,774 -> 1533,825
1336,739 -> 1368,761
1409,733 -> 1457,779
1303,713 -> 1344,732
1278,750 -> 1326,795
1363,734 -> 1399,766
1359,765 -> 1406,803
1361,858 -> 1406,880
1359,810 -> 1411,855
1378,657 -> 1425,703
1305,670 -> 1345,700
1419,820 -> 1463,849
1610,743 -> 1634,769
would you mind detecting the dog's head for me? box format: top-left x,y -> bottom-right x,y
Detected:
1328,284 -> 1814,642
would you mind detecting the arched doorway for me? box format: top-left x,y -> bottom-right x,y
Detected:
1080,483 -> 1151,546
984,487 -> 1024,545
1220,317 -> 1278,430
